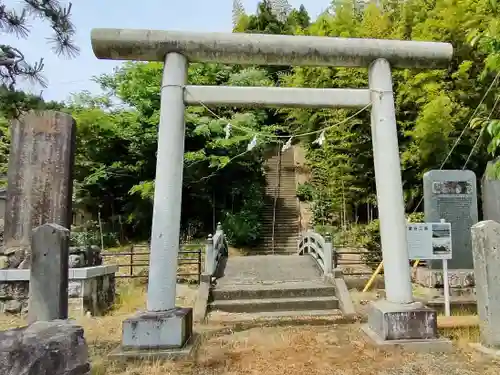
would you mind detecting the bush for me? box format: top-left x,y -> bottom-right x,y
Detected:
347,212 -> 426,269
348,220 -> 382,268
71,220 -> 119,248
222,210 -> 262,247
296,182 -> 314,202
222,182 -> 264,247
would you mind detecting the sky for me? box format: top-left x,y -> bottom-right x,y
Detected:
3,0 -> 330,102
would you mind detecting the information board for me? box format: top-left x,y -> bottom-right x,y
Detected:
406,222 -> 452,260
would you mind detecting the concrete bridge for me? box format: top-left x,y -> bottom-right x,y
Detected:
199,228 -> 355,322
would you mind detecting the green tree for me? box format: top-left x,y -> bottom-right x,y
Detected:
70,62 -> 281,245
280,0 -> 498,226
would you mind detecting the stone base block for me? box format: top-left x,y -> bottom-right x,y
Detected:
109,333 -> 201,361
367,300 -> 437,341
469,343 -> 500,358
122,307 -> 193,350
362,324 -> 452,353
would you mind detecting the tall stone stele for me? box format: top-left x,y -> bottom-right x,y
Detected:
471,220 -> 500,349
482,158 -> 500,223
423,170 -> 478,270
0,111 -> 76,269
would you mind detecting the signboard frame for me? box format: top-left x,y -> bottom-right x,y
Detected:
406,222 -> 452,260
406,220 -> 453,316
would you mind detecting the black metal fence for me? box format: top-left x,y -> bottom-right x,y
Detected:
101,244 -> 203,284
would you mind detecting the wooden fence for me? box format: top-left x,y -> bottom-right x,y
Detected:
101,244 -> 203,284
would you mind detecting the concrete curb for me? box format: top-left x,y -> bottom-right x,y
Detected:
324,273 -> 357,319
193,280 -> 210,323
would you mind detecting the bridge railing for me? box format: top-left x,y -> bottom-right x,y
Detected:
297,230 -> 334,275
204,222 -> 228,277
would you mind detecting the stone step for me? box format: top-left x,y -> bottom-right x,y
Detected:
212,281 -> 335,301
209,295 -> 339,313
259,234 -> 298,238
208,309 -> 343,322
259,235 -> 298,239
259,237 -> 298,241
252,250 -> 298,254
259,244 -> 298,248
263,192 -> 297,196
261,222 -> 297,225
261,215 -> 297,218
261,215 -> 298,219
262,207 -> 298,211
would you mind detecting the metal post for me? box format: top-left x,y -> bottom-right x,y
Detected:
130,244 -> 134,277
147,52 -> 187,311
324,233 -> 333,275
440,218 -> 451,316
205,234 -> 214,275
368,58 -> 413,304
197,247 -> 202,284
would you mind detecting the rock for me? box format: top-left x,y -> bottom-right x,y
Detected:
6,248 -> 26,269
11,282 -> 29,299
69,246 -> 82,255
0,320 -> 90,375
3,300 -> 22,314
0,255 -> 8,269
68,281 -> 81,298
69,254 -> 85,268
0,283 -> 9,298
89,245 -> 103,266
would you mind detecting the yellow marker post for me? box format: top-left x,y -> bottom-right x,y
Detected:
363,261 -> 383,292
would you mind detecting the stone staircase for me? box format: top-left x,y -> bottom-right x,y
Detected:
260,147 -> 299,253
208,255 -> 341,319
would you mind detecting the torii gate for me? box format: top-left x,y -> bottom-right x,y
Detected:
91,28 -> 453,355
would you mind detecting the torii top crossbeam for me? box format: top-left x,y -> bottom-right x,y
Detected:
91,28 -> 453,69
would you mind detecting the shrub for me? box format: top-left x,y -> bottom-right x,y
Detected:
347,212 -> 426,269
348,220 -> 382,268
222,182 -> 265,247
296,182 -> 314,202
71,220 -> 119,248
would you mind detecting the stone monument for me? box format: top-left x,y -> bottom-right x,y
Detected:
1,111 -> 76,269
423,170 -> 478,268
470,220 -> 500,353
28,223 -> 70,323
482,159 -> 500,223
416,170 -> 478,292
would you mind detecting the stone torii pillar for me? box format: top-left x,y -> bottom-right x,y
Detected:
91,28 -> 453,356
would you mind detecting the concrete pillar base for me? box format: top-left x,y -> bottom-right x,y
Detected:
362,300 -> 452,352
108,307 -> 196,360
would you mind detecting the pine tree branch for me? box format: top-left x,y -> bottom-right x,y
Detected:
0,0 -> 79,89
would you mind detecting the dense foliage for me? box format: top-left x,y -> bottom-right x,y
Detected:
270,0 -> 500,229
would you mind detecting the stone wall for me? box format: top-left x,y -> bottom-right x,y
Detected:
69,245 -> 103,268
0,265 -> 117,316
414,267 -> 475,297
